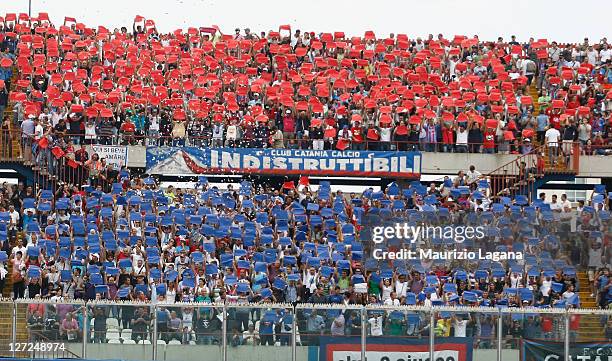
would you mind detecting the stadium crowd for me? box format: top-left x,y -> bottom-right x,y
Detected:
0,170 -> 609,344
0,12 -> 610,346
0,13 -> 611,167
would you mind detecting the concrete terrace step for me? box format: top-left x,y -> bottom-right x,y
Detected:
574,271 -> 606,341
529,82 -> 540,115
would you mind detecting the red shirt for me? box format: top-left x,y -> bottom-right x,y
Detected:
569,315 -> 581,330
566,99 -> 580,110
265,108 -> 276,122
442,128 -> 454,144
550,115 -> 561,130
351,127 -> 364,143
483,131 -> 495,149
537,157 -> 545,173
546,109 -> 562,129
121,121 -> 135,133
541,317 -> 553,332
282,116 -> 295,132
117,252 -> 131,261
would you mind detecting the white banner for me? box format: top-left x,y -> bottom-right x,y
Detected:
90,145 -> 128,169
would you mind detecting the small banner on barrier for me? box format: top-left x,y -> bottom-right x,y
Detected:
146,147 -> 422,178
90,145 -> 129,169
319,336 -> 473,361
522,339 -> 612,361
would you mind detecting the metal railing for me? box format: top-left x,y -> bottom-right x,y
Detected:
0,298 -> 609,361
484,141 -> 580,203
1,128 -> 607,167
3,129 -> 587,158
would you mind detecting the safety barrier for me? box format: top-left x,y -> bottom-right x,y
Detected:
0,298 -> 609,361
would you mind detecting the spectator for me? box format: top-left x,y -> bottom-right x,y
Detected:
545,125 -> 561,165
330,311 -> 346,336
60,312 -> 80,341
131,306 -> 151,343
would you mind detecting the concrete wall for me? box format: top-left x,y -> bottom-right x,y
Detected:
124,145 -> 612,178
578,155 -> 612,178
68,343 -> 519,361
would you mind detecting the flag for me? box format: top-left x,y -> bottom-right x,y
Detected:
282,181 -> 295,190
395,125 -> 408,136
336,138 -> 350,150
298,176 -> 310,186
38,137 -> 49,149
324,128 -> 337,138
51,146 -> 65,158
67,159 -> 79,169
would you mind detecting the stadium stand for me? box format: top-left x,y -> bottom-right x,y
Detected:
0,13 -> 610,162
0,11 -> 609,357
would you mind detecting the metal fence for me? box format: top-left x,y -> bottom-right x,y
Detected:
0,298 -> 610,361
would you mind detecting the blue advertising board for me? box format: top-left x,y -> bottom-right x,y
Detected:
146,147 -> 421,178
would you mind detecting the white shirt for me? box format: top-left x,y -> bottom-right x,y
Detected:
600,48 -> 612,63
586,50 -> 599,65
549,47 -> 562,62
368,316 -> 384,336
384,298 -> 400,306
149,116 -> 160,131
466,170 -> 481,184
510,274 -> 523,288
85,123 -> 96,138
545,128 -> 561,146
541,279 -> 552,296
290,35 -> 301,48
379,127 -> 392,142
562,291 -> 575,300
226,125 -> 238,140
34,124 -> 44,140
8,210 -> 19,228
395,280 -> 408,298
11,245 -> 26,257
550,201 -> 562,221
456,129 -> 468,145
448,59 -> 458,78
561,200 -> 572,210
381,284 -> 393,301
454,319 -> 468,337
303,271 -> 318,293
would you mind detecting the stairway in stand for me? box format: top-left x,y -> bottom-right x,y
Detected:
528,82 -> 540,117
1,65 -> 22,160
0,232 -> 29,357
0,301 -> 29,357
576,271 -> 607,342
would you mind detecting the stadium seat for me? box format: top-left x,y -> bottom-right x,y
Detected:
106,330 -> 120,341
106,318 -> 119,330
